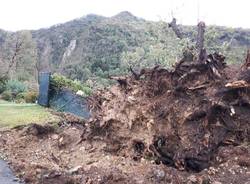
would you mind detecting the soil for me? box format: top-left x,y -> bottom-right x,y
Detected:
0,52 -> 250,184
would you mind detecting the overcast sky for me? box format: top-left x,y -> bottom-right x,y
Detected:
0,0 -> 249,31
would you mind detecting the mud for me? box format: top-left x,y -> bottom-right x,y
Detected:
0,52 -> 250,183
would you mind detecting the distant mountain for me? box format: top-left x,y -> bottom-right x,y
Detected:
0,12 -> 250,88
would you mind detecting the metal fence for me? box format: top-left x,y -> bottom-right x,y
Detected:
38,72 -> 51,107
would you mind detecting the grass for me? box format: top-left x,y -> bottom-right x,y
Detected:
0,99 -> 10,104
0,100 -> 60,128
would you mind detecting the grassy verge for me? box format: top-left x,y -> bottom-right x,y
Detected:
0,99 -> 10,104
0,101 -> 60,128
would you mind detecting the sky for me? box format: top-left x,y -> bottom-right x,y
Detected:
0,0 -> 249,31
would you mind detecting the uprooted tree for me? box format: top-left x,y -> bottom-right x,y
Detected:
83,20 -> 250,173
168,18 -> 207,64
85,43 -> 250,173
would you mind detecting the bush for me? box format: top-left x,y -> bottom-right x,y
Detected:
15,92 -> 26,103
16,92 -> 26,100
13,91 -> 38,103
1,91 -> 13,101
51,74 -> 92,96
6,80 -> 27,95
0,83 -> 6,94
82,86 -> 92,96
51,74 -> 82,91
15,98 -> 26,104
0,76 -> 8,94
24,91 -> 38,103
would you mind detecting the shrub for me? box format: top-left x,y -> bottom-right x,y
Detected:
24,91 -> 38,103
16,92 -> 26,100
0,76 -> 8,94
1,91 -> 13,101
6,80 -> 27,95
82,86 -> 92,96
51,74 -> 92,96
15,98 -> 26,104
15,92 -> 25,103
51,74 -> 82,91
0,83 -> 6,94
14,91 -> 38,103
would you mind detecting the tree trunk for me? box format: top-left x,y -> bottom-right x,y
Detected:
168,18 -> 183,39
241,49 -> 250,70
196,21 -> 206,63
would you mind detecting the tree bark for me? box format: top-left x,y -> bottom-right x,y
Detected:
196,21 -> 206,51
168,18 -> 183,39
241,49 -> 250,70
1,39 -> 23,79
196,21 -> 206,63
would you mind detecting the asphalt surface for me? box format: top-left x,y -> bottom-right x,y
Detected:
0,160 -> 21,184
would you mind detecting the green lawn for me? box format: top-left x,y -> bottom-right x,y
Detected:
0,99 -> 10,104
0,100 -> 60,128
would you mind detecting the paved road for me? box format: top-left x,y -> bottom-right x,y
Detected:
0,160 -> 22,184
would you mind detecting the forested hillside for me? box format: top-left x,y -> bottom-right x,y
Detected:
0,11 -> 250,88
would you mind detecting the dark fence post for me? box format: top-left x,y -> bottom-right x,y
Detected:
38,72 -> 51,107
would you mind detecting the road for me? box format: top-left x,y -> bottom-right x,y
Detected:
0,160 -> 22,184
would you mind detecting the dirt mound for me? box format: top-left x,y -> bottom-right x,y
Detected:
1,53 -> 250,183
86,52 -> 250,172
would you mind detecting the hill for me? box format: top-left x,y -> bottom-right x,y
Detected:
0,12 -> 250,88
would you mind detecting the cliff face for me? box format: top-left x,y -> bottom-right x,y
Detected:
1,12 -> 250,83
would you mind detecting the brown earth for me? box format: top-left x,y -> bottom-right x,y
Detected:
1,52 -> 250,184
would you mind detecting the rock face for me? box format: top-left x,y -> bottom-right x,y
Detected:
60,39 -> 77,70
